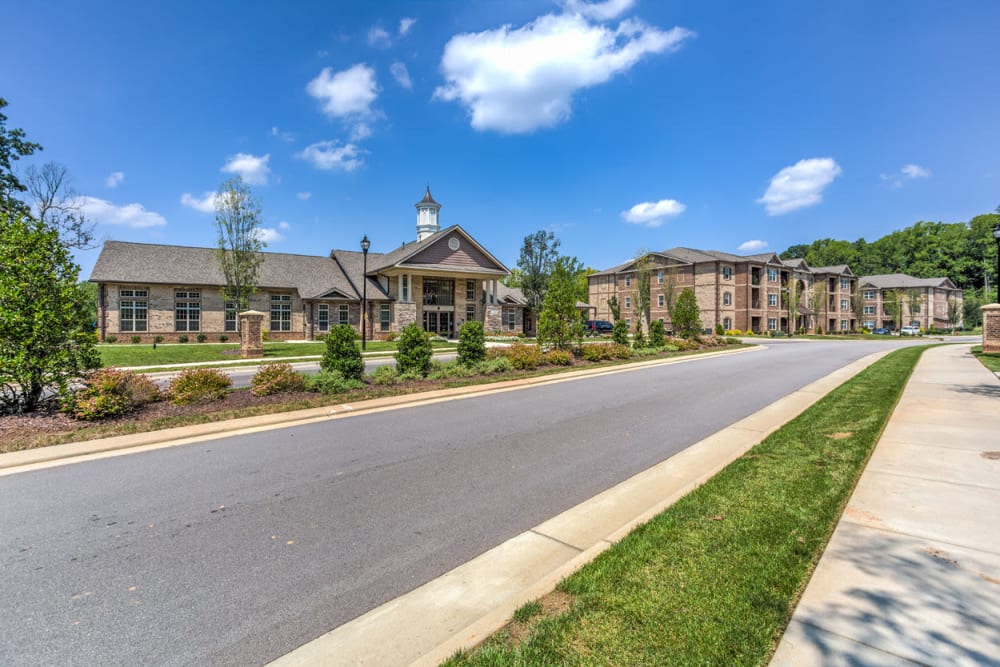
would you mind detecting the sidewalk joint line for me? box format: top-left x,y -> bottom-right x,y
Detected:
529,530 -> 584,553
864,467 -> 1000,491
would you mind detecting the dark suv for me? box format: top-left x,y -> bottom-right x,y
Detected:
583,320 -> 614,334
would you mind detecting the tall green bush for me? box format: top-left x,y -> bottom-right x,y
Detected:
457,320 -> 486,366
395,323 -> 432,376
672,287 -> 702,339
633,321 -> 646,348
612,319 -> 629,345
648,319 -> 666,347
321,324 -> 364,381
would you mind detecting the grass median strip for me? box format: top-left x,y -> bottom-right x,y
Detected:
444,345 -> 927,667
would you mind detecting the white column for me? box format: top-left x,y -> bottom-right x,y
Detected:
398,275 -> 403,302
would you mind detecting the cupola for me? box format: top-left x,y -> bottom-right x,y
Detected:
415,186 -> 441,241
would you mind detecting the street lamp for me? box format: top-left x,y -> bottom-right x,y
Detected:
361,235 -> 370,351
993,224 -> 1000,303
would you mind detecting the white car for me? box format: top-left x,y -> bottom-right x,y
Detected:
900,326 -> 921,336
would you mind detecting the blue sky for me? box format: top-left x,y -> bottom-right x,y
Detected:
4,0 -> 999,278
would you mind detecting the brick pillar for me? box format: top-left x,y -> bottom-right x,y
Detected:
239,310 -> 265,358
485,305 -> 502,333
982,304 -> 1000,354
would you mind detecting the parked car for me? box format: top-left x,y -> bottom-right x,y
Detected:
872,327 -> 890,335
900,326 -> 922,336
583,320 -> 614,334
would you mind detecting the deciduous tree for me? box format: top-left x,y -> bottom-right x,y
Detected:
517,230 -> 560,312
0,97 -> 42,217
215,177 -> 265,315
538,256 -> 585,350
672,287 -> 702,339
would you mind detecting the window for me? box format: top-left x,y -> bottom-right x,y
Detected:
840,299 -> 849,311
624,275 -> 632,287
466,304 -> 475,323
624,319 -> 631,328
423,278 -> 454,306
506,308 -> 516,331
722,266 -> 732,280
466,280 -> 475,301
119,288 -> 148,332
911,302 -> 921,314
657,270 -> 664,284
224,301 -> 237,332
317,304 -> 329,332
402,275 -> 410,302
723,292 -> 732,306
270,294 -> 292,332
841,278 -> 850,290
625,296 -> 631,309
767,268 -> 778,282
767,318 -> 777,331
863,290 -> 876,300
768,293 -> 778,307
723,317 -> 732,330
863,305 -> 876,315
863,320 -> 876,329
174,290 -> 201,332
338,304 -> 350,324
658,294 -> 665,307
379,304 -> 391,332
840,319 -> 848,331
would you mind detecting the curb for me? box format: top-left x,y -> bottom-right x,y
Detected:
0,346 -> 761,474
266,348 -> 893,667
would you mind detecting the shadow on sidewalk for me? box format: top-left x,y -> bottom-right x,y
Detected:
953,383 -> 1000,398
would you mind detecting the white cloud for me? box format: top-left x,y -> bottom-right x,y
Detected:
349,122 -> 373,142
105,171 -> 125,188
296,191 -> 312,200
757,158 -> 842,216
390,61 -> 413,89
180,191 -> 219,213
221,153 -> 271,185
255,227 -> 284,243
316,49 -> 329,58
737,239 -> 769,253
368,26 -> 392,48
278,221 -> 291,230
434,11 -> 693,133
399,17 -> 417,36
901,163 -> 929,179
77,196 -> 167,228
270,126 -> 296,143
297,141 -> 364,172
563,0 -> 635,21
307,64 -> 378,119
621,199 -> 686,227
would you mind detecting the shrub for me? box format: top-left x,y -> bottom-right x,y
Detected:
648,320 -> 666,348
63,367 -> 162,420
428,360 -> 478,379
385,331 -> 398,342
105,335 -> 117,343
581,343 -> 631,361
130,335 -> 141,344
725,336 -> 741,345
492,342 -> 543,370
167,367 -> 231,405
219,335 -> 229,342
672,287 -> 702,338
457,320 -> 486,366
816,326 -> 824,335
544,349 -> 573,366
715,323 -> 725,335
154,335 -> 164,344
369,365 -> 400,386
632,322 -> 646,349
306,369 -> 364,395
668,337 -> 699,351
178,335 -> 189,343
611,320 -> 629,345
395,323 -> 433,376
262,328 -> 270,342
321,324 -> 364,381
196,334 -> 207,343
250,362 -> 306,396
476,357 -> 513,374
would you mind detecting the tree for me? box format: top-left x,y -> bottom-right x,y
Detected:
607,295 -> 621,322
672,287 -> 702,339
574,266 -> 597,304
537,256 -> 585,350
24,161 -> 95,249
320,324 -> 364,381
517,230 -> 560,312
215,177 -> 265,315
633,249 -> 654,333
0,213 -> 99,413
884,289 -> 904,330
457,320 -> 486,366
661,265 -> 678,320
648,319 -> 666,347
0,98 -> 42,217
396,323 -> 433,376
947,296 -> 963,331
502,268 -> 524,289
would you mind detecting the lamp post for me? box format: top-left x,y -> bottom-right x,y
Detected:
993,224 -> 1000,304
361,235 -> 370,351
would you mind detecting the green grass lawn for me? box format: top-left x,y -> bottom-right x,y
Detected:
444,345 -> 926,667
99,340 -> 453,367
972,345 -> 1000,373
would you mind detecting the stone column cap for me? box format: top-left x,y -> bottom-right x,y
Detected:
981,303 -> 1000,311
238,310 -> 266,316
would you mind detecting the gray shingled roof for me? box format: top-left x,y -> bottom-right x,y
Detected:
810,264 -> 853,276
859,274 -> 958,289
364,224 -> 508,274
330,250 -> 392,299
90,241 -> 366,299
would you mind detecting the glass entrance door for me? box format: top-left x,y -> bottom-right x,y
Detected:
422,311 -> 454,337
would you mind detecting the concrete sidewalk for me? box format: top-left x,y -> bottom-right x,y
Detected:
772,344 -> 1000,667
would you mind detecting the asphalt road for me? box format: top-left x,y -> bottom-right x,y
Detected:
1,339 -> 931,666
